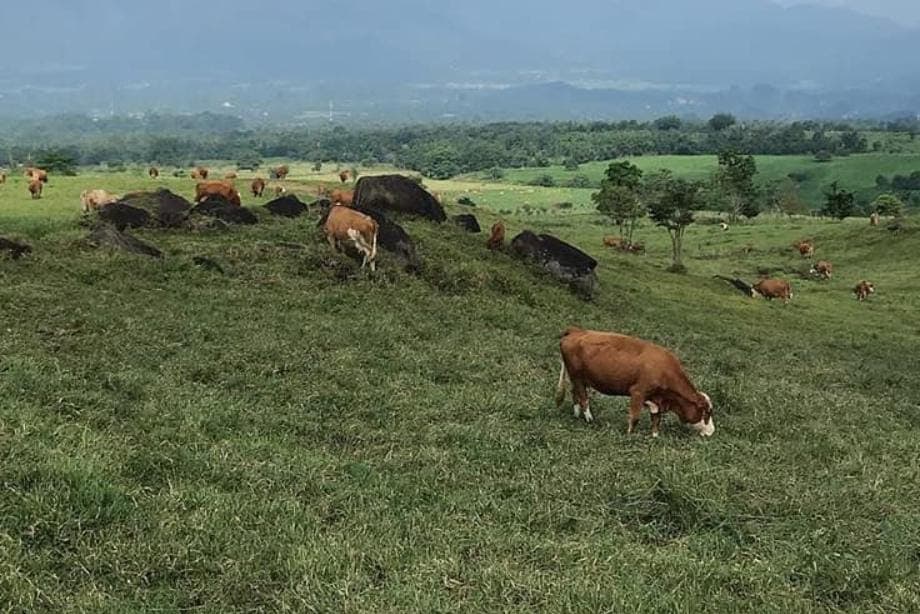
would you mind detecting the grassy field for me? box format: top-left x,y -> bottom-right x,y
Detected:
486,153 -> 920,209
2,167 -> 920,611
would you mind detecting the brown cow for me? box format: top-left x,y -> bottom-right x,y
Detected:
555,327 -> 714,437
148,166 -> 159,179
869,212 -> 880,226
224,171 -> 238,180
251,177 -> 266,197
487,221 -> 505,250
328,188 -> 354,206
28,179 -> 43,199
602,235 -> 624,249
80,189 -> 119,213
854,280 -> 875,301
0,172 -> 6,184
323,205 -> 378,271
753,278 -> 793,303
25,167 -> 48,183
272,165 -> 290,180
190,167 -> 209,180
338,169 -> 350,183
793,240 -> 815,257
272,184 -> 287,197
810,260 -> 833,280
195,180 -> 241,206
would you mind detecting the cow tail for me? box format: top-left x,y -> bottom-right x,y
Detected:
555,359 -> 569,408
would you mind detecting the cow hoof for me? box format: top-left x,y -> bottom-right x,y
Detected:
583,410 -> 594,423
573,404 -> 581,418
652,432 -> 659,438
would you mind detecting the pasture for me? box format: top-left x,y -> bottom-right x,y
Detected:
2,166 -> 920,612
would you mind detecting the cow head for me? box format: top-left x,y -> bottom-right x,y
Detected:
687,392 -> 715,437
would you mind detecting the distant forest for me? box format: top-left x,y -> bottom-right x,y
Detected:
1,112 -> 919,180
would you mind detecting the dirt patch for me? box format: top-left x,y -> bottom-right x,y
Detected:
119,189 -> 192,228
97,203 -> 152,231
87,224 -> 162,258
264,195 -> 308,218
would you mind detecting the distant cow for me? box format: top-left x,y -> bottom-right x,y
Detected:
25,167 -> 48,183
854,280 -> 875,301
80,189 -> 119,213
322,205 -> 378,271
810,260 -> 833,280
28,179 -> 43,199
793,240 -> 815,257
224,171 -> 238,180
753,278 -> 793,303
555,327 -> 714,437
195,180 -> 241,207
148,166 -> 159,178
271,165 -> 289,180
487,221 -> 506,250
0,172 -> 7,184
339,170 -> 350,183
602,235 -> 624,249
190,167 -> 209,180
327,188 -> 353,206
272,184 -> 287,197
869,212 -> 880,226
251,177 -> 266,197
719,222 -> 729,231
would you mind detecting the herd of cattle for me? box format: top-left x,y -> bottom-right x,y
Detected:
3,164 -> 886,438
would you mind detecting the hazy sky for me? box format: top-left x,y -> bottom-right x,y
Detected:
776,0 -> 920,24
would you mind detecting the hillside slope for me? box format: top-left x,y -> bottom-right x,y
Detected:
1,180 -> 920,610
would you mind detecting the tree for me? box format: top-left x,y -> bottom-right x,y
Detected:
487,167 -> 505,180
653,115 -> 682,131
646,172 -> 699,272
872,193 -> 905,217
35,148 -> 78,175
708,113 -> 737,131
775,180 -> 808,217
716,151 -> 758,220
563,158 -> 580,171
821,182 -> 856,219
592,161 -> 646,247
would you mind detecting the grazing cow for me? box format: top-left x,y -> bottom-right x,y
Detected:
603,235 -> 624,249
487,221 -> 506,250
25,167 -> 48,183
272,184 -> 287,197
272,165 -> 290,180
224,171 -> 238,180
190,167 -> 209,180
80,189 -> 119,213
322,205 -> 378,271
753,278 -> 793,303
719,222 -> 729,231
555,327 -> 714,437
28,179 -> 43,199
251,177 -> 266,197
869,212 -> 880,226
339,169 -> 350,183
810,260 -> 833,280
148,166 -> 159,179
195,180 -> 241,207
793,240 -> 815,257
854,280 -> 875,301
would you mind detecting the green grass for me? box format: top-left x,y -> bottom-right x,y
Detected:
2,169 -> 920,611
488,153 -> 920,209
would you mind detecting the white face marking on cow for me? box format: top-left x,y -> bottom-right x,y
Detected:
689,419 -> 715,437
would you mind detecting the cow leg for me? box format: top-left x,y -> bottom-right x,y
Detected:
627,392 -> 645,435
326,234 -> 337,252
572,379 -> 591,422
646,401 -> 661,438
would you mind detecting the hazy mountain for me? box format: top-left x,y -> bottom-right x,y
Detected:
1,0 -> 918,120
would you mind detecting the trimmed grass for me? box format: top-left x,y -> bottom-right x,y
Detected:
2,169 -> 920,611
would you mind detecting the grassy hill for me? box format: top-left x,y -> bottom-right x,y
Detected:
2,169 -> 920,611
487,154 -> 920,210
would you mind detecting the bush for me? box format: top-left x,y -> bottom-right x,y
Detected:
487,167 -> 505,180
563,158 -> 580,171
555,202 -> 574,210
814,151 -> 833,163
529,174 -> 556,187
567,175 -> 593,188
457,196 -> 477,207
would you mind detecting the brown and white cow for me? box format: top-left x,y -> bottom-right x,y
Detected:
328,188 -> 353,206
148,166 -> 159,179
854,280 -> 875,301
323,205 -> 378,271
28,179 -> 43,199
487,221 -> 505,250
251,177 -> 266,197
0,172 -> 7,184
869,212 -> 880,226
25,167 -> 48,183
80,189 -> 119,212
272,184 -> 287,197
753,278 -> 793,303
810,260 -> 833,280
555,327 -> 714,437
195,180 -> 241,206
719,222 -> 729,231
793,240 -> 815,257
338,169 -> 350,183
190,166 -> 209,180
602,235 -> 624,249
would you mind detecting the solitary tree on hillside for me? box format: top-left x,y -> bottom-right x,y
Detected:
821,182 -> 856,220
871,193 -> 905,217
716,151 -> 759,220
708,113 -> 737,131
592,161 -> 645,247
646,172 -> 699,272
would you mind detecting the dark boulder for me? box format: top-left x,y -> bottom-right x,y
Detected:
511,231 -> 598,298
119,189 -> 191,228
87,224 -> 162,258
353,175 -> 446,222
453,214 -> 481,233
97,203 -> 152,231
191,198 -> 258,225
0,237 -> 32,259
352,205 -> 422,273
264,195 -> 308,218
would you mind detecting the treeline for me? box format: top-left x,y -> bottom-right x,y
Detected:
1,112 -> 917,179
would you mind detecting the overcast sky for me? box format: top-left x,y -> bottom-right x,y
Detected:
775,0 -> 920,24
